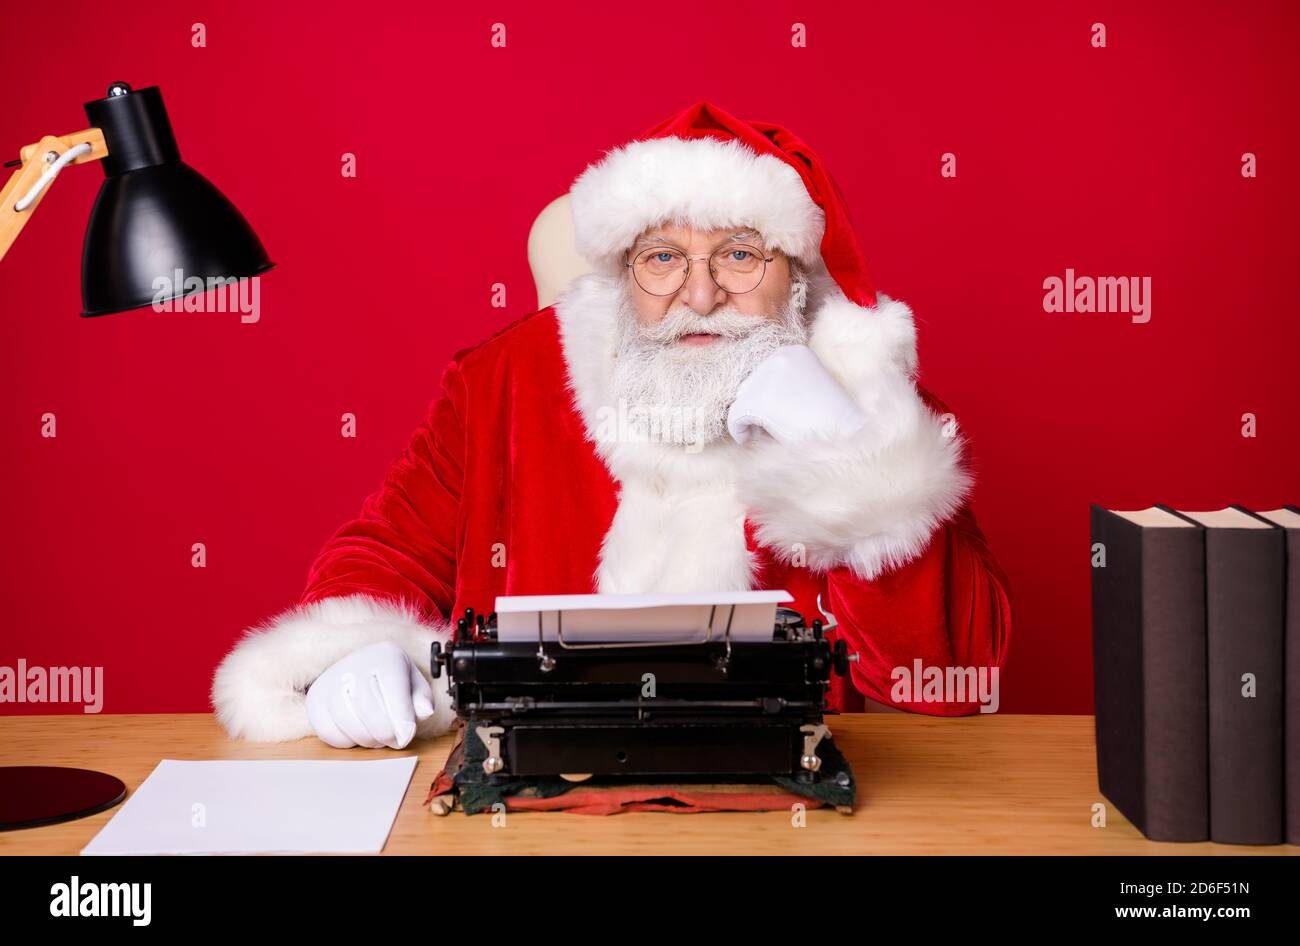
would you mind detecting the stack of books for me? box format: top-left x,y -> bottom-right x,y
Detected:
1090,504 -> 1299,844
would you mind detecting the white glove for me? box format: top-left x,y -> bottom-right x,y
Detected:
727,344 -> 867,446
305,641 -> 436,749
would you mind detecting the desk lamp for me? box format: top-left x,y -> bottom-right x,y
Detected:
1,81 -> 273,316
0,82 -> 272,830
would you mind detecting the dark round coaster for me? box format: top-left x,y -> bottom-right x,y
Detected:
0,766 -> 127,831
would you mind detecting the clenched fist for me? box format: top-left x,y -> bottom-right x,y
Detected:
305,641 -> 436,749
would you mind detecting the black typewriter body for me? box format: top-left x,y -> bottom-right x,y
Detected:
432,606 -> 852,784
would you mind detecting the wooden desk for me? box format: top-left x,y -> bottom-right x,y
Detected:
0,713 -> 1293,855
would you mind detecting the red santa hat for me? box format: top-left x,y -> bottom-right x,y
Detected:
568,100 -> 878,310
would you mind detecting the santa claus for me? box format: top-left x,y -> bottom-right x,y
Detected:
212,103 -> 1012,749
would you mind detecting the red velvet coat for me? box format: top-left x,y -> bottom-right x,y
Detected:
307,308 -> 1008,712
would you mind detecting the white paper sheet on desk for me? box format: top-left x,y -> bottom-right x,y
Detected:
494,590 -> 793,643
81,757 -> 417,855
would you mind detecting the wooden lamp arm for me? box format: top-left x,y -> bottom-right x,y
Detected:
0,127 -> 107,262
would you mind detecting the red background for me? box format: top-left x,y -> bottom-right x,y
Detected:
2,1 -> 1297,717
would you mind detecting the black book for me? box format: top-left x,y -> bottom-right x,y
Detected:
1090,505 -> 1208,841
1171,506 -> 1286,844
1249,506 -> 1300,845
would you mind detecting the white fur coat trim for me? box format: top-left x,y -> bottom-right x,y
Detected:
211,594 -> 457,743
569,136 -> 826,274
554,274 -> 971,586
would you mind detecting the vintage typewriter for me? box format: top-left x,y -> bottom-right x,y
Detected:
430,595 -> 854,787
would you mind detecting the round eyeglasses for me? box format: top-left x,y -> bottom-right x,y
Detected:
625,243 -> 775,296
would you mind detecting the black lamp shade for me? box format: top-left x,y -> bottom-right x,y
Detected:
79,84 -> 273,317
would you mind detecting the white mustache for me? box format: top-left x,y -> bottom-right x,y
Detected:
636,306 -> 771,345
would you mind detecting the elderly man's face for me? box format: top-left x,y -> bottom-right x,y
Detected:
610,223 -> 807,448
625,224 -> 793,343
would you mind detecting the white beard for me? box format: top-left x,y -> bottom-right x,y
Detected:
609,274 -> 809,449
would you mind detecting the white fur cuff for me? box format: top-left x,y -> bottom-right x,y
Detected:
736,292 -> 973,580
737,403 -> 971,580
211,594 -> 457,743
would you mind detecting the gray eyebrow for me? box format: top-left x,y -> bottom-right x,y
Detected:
631,229 -> 764,251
